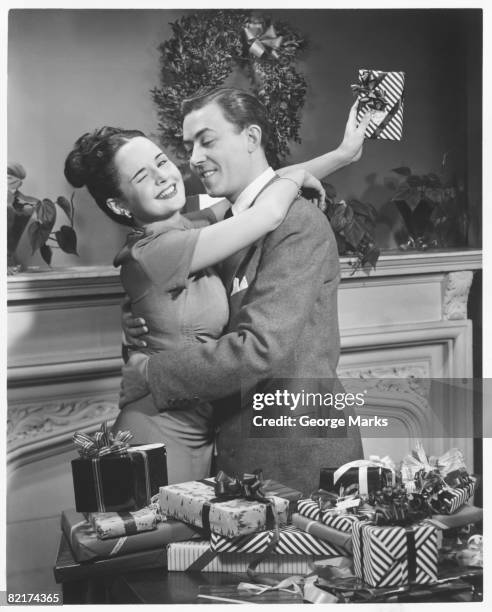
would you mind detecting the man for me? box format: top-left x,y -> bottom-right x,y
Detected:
125,88 -> 368,492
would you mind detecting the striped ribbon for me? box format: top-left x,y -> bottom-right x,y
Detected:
355,69 -> 405,141
352,522 -> 438,587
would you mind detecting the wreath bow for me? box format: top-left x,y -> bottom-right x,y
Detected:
351,70 -> 387,111
243,20 -> 283,60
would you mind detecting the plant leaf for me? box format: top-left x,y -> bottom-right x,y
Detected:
55,225 -> 78,254
36,198 -> 56,230
343,217 -> 366,248
28,220 -> 51,254
56,196 -> 72,221
392,166 -> 412,176
40,244 -> 53,265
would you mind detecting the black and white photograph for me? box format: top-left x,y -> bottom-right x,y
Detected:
2,1 -> 488,607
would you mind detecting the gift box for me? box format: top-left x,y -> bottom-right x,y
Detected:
352,68 -> 405,140
167,540 -> 324,574
61,508 -> 199,563
88,506 -> 159,540
320,458 -> 395,496
401,443 -> 477,515
291,512 -> 353,553
296,498 -> 361,533
352,521 -> 438,587
209,524 -> 346,557
431,477 -> 477,514
159,477 -> 289,538
72,442 -> 167,513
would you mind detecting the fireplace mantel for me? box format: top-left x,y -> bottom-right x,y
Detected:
7,248 -> 481,466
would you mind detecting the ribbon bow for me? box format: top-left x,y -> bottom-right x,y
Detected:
243,20 -> 283,60
214,469 -> 269,501
73,421 -> 133,458
351,70 -> 387,111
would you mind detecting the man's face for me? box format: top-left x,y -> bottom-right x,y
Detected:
182,102 -> 253,202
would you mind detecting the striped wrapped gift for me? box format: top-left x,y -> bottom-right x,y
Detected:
210,524 -> 346,556
167,540 -> 322,574
291,513 -> 353,553
352,522 -> 438,587
433,477 -> 477,514
297,499 -> 360,532
354,69 -> 405,141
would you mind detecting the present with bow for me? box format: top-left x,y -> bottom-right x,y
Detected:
351,68 -> 405,140
88,497 -> 163,540
352,520 -> 439,587
61,507 -> 200,563
319,456 -> 397,497
159,471 -> 289,538
401,442 -> 477,514
71,422 -> 167,513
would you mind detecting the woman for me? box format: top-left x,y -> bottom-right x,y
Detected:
64,127 -> 328,483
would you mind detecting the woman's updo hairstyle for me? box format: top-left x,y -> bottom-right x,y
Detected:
64,126 -> 145,227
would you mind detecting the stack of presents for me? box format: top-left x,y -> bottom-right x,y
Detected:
60,423 -> 482,603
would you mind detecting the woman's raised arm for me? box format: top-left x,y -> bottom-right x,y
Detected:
189,168 -> 324,273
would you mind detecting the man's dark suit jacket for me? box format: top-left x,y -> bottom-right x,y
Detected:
147,193 -> 363,493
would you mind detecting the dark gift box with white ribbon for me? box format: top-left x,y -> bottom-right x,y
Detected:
320,458 -> 395,496
71,424 -> 167,513
352,521 -> 438,587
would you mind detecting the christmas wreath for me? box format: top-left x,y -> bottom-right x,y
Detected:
151,10 -> 307,169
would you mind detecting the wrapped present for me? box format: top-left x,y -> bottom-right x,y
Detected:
61,508 -> 199,563
351,68 -> 405,140
210,524 -> 347,557
291,513 -> 353,553
352,521 -> 438,587
320,457 -> 396,496
296,498 -> 361,533
88,505 -> 159,540
401,442 -> 477,514
159,472 -> 289,538
168,540 -> 324,574
71,423 -> 167,513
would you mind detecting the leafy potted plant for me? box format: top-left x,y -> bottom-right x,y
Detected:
390,155 -> 468,250
321,181 -> 380,273
7,163 -> 78,274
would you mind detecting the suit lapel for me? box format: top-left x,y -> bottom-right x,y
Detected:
220,176 -> 278,294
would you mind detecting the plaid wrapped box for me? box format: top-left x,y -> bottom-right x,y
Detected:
159,479 -> 289,538
210,524 -> 346,556
61,508 -> 200,563
291,512 -> 353,553
88,506 -> 158,539
320,459 -> 395,496
168,540 -> 325,574
352,522 -> 438,587
71,442 -> 167,513
352,68 -> 405,140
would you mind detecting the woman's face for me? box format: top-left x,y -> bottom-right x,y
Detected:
113,137 -> 186,224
